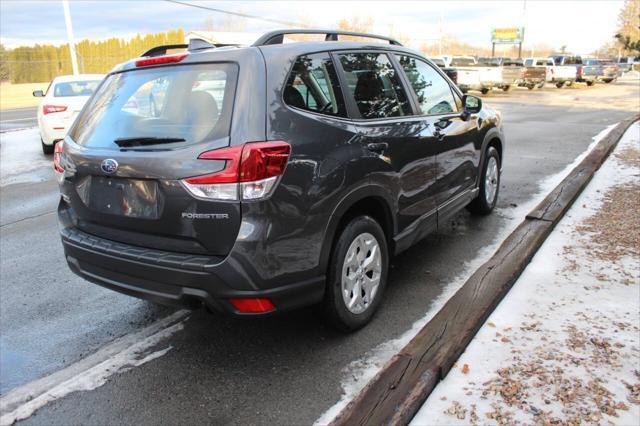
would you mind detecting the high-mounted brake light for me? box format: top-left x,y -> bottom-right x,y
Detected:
181,141 -> 291,201
229,298 -> 275,314
53,141 -> 64,173
43,105 -> 67,115
135,53 -> 188,68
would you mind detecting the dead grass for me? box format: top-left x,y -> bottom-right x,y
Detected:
0,82 -> 48,110
576,182 -> 640,265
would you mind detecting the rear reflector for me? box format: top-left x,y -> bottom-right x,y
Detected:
135,53 -> 188,67
43,105 -> 67,115
229,298 -> 275,314
182,141 -> 291,201
53,141 -> 64,173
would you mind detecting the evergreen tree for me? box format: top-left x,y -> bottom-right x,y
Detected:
6,29 -> 187,83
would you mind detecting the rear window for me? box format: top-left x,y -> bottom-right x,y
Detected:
53,80 -> 101,97
70,63 -> 238,149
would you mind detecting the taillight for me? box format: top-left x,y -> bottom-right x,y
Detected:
229,298 -> 275,314
43,105 -> 67,115
135,53 -> 187,67
577,66 -> 583,77
53,141 -> 64,173
182,141 -> 291,201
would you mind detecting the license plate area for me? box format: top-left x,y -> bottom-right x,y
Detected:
88,176 -> 161,219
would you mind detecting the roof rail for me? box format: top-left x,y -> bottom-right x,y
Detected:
252,29 -> 402,47
140,38 -> 223,57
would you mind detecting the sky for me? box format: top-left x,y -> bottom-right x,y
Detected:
0,0 -> 625,55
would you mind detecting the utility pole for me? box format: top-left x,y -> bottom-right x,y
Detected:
438,12 -> 443,56
62,0 -> 79,75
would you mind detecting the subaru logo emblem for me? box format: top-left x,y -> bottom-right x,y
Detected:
101,159 -> 118,174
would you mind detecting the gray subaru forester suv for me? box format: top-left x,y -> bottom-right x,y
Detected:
55,30 -> 504,331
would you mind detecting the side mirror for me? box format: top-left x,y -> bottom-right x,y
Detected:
462,95 -> 482,114
32,90 -> 44,97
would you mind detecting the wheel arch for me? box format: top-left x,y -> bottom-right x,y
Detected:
479,126 -> 504,179
319,186 -> 396,275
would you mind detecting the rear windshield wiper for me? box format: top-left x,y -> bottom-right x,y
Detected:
114,137 -> 186,147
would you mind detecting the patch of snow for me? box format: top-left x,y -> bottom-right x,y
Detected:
314,124 -> 620,425
411,122 -> 640,425
0,128 -> 53,186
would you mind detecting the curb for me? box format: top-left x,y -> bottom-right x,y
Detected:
330,115 -> 640,426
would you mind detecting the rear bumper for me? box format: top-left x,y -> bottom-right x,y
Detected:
60,217 -> 325,316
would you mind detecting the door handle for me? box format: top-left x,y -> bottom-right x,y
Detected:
367,142 -> 388,153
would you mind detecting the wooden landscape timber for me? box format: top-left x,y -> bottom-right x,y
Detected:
331,115 -> 639,426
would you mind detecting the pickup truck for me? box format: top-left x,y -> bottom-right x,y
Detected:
513,60 -> 546,90
430,57 -> 460,87
524,57 -> 576,88
579,59 -> 617,85
599,60 -> 619,83
441,56 -> 500,94
617,56 -> 638,74
551,55 -> 597,86
477,58 -> 522,91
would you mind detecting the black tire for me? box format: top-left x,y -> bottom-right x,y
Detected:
555,82 -> 564,88
586,81 -> 595,86
480,88 -> 489,95
603,78 -> 613,83
322,216 -> 389,332
41,138 -> 54,155
467,146 -> 500,216
566,80 -> 573,86
536,82 -> 545,89
502,85 -> 510,92
527,84 -> 535,90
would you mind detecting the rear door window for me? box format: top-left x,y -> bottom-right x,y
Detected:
396,55 -> 457,115
70,63 -> 238,149
283,53 -> 346,117
337,52 -> 411,119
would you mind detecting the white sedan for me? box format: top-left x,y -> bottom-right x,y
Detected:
33,74 -> 104,154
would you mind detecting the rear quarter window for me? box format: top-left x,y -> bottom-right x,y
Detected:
283,53 -> 347,117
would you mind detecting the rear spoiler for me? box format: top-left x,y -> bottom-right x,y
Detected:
140,38 -> 237,57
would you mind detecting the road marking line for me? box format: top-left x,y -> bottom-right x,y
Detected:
0,310 -> 190,425
0,118 -> 36,123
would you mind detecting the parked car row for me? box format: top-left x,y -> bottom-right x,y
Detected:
432,54 -> 628,95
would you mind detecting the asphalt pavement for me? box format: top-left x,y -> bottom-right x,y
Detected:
1,81 -> 638,425
0,107 -> 38,133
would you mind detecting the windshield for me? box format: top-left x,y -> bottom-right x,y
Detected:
53,80 -> 102,97
69,63 -> 238,149
451,57 -> 475,66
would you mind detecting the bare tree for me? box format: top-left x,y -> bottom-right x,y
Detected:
615,0 -> 640,54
